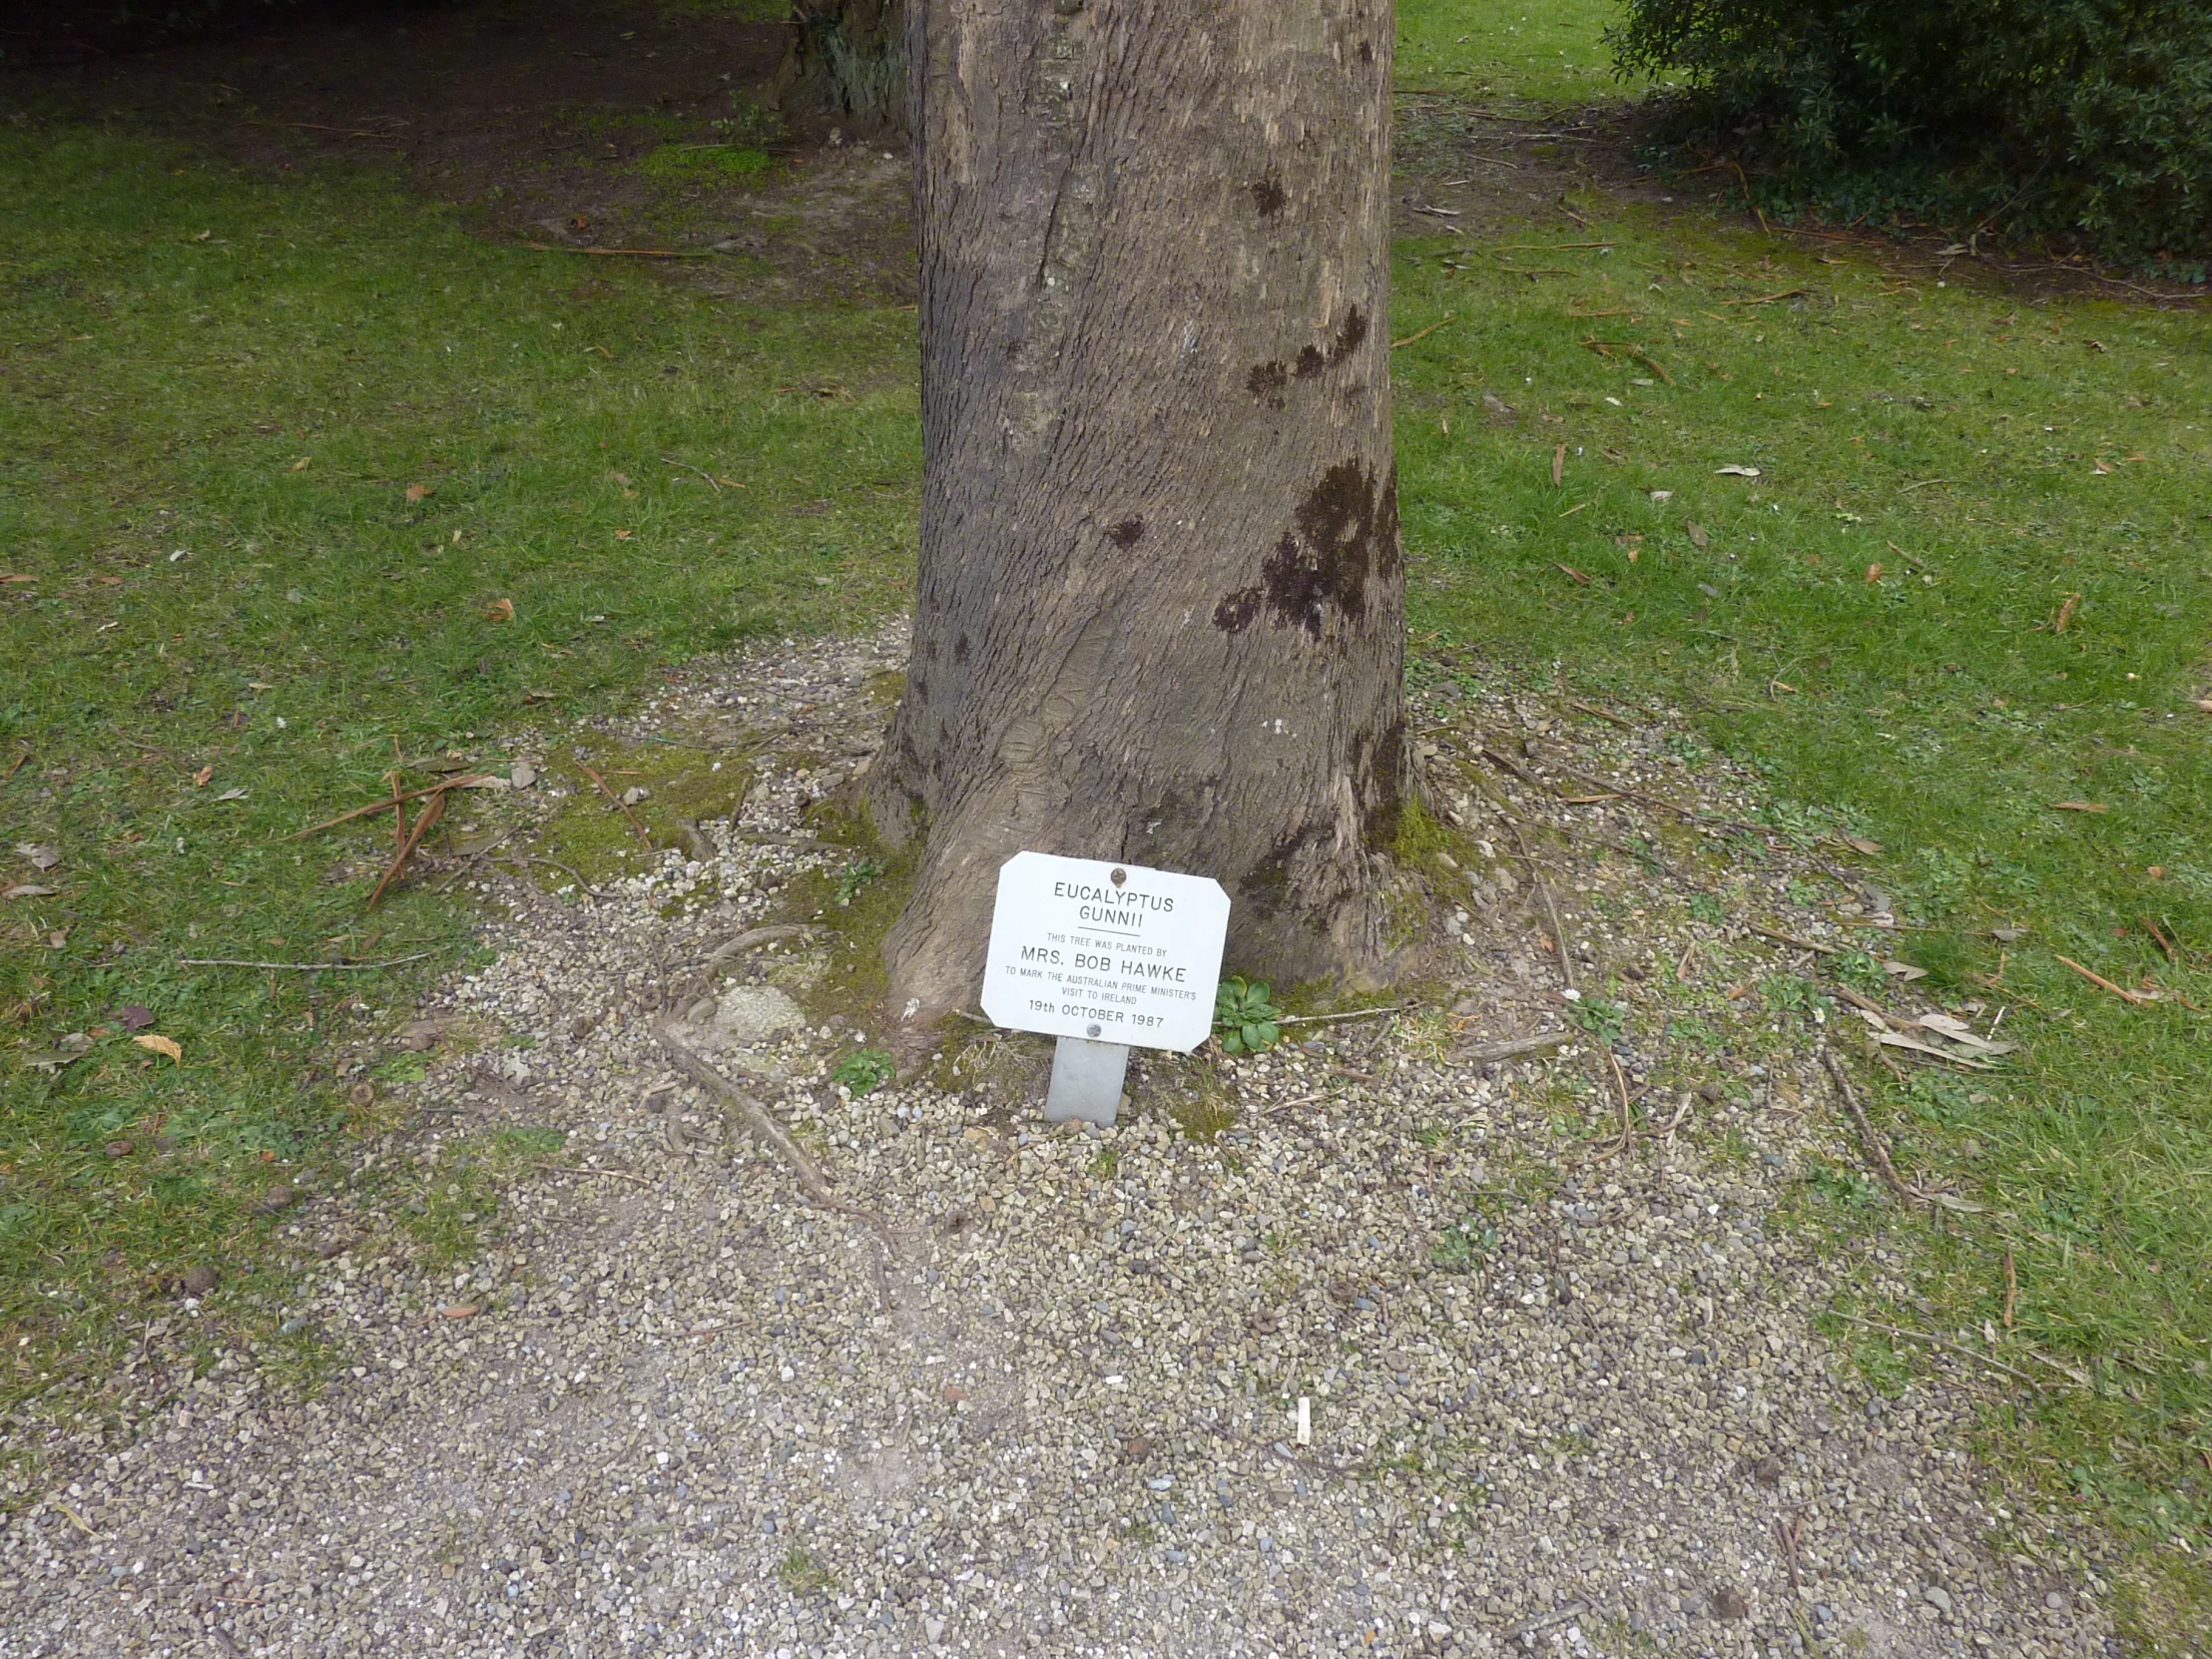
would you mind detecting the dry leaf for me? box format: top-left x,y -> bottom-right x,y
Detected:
1649,488 -> 1673,503
1,573 -> 36,584
1864,562 -> 1883,584
4,882 -> 59,898
134,1032 -> 183,1062
1555,563 -> 1593,586
483,598 -> 515,623
1686,522 -> 1709,549
2051,801 -> 2108,814
215,787 -> 249,802
614,529 -> 635,541
2052,592 -> 2081,633
15,842 -> 60,869
441,1305 -> 480,1320
404,483 -> 433,503
193,765 -> 215,787
1715,464 -> 1762,478
1551,443 -> 1566,488
193,230 -> 213,242
289,456 -> 311,472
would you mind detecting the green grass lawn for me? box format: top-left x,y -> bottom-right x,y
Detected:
0,125 -> 915,1434
3,0 -> 2209,1645
1388,211 -> 2212,1645
1398,0 -> 1633,103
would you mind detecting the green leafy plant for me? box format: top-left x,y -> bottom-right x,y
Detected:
1833,949 -> 1889,996
834,857 -> 885,906
831,1048 -> 895,1096
1430,1218 -> 1500,1273
1567,993 -> 1626,1047
1213,977 -> 1283,1056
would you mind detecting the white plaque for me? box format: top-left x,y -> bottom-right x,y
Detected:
981,851 -> 1230,1053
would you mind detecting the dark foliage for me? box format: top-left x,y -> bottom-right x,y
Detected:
8,0 -> 454,62
1612,0 -> 2212,266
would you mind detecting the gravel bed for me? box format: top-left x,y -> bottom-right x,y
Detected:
0,629 -> 2118,1659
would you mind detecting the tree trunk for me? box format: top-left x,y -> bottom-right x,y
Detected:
777,1 -> 909,137
869,0 -> 1407,1025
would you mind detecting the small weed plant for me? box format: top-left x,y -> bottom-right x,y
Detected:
1213,977 -> 1284,1056
831,1048 -> 895,1097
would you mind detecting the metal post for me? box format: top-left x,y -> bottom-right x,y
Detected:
1043,1036 -> 1129,1126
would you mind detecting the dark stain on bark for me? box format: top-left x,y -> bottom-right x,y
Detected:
1355,715 -> 1407,845
1106,517 -> 1147,547
1241,460 -> 1399,639
1213,586 -> 1263,634
1359,40 -> 1374,64
1293,305 -> 1369,379
1248,173 -> 1287,218
1246,360 -> 1288,406
953,632 -> 971,664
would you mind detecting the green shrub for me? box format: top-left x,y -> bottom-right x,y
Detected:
1612,0 -> 2212,266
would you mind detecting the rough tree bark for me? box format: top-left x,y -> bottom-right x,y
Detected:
867,0 -> 1407,1025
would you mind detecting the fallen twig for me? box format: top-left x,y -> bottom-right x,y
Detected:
1277,1003 -> 1417,1028
3,746 -> 29,784
1580,335 -> 1673,384
521,243 -> 713,259
1454,1030 -> 1571,1064
725,826 -> 842,851
1722,287 -> 1809,306
243,119 -> 407,140
1822,1050 -> 1917,1205
176,951 -> 435,971
1478,745 -> 1541,789
1835,1314 -> 2043,1388
660,456 -> 720,493
1750,922 -> 1840,955
1389,313 -> 1453,349
2140,915 -> 2179,962
1585,1051 -> 1638,1162
2052,953 -> 2159,1005
533,1162 -> 653,1186
366,788 -> 446,908
577,760 -> 652,845
1544,758 -> 1764,832
1508,1603 -> 1592,1644
286,776 -> 496,839
1502,816 -> 1575,994
1563,697 -> 1634,729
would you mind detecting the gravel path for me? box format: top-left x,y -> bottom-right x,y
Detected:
0,633 -> 2119,1659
